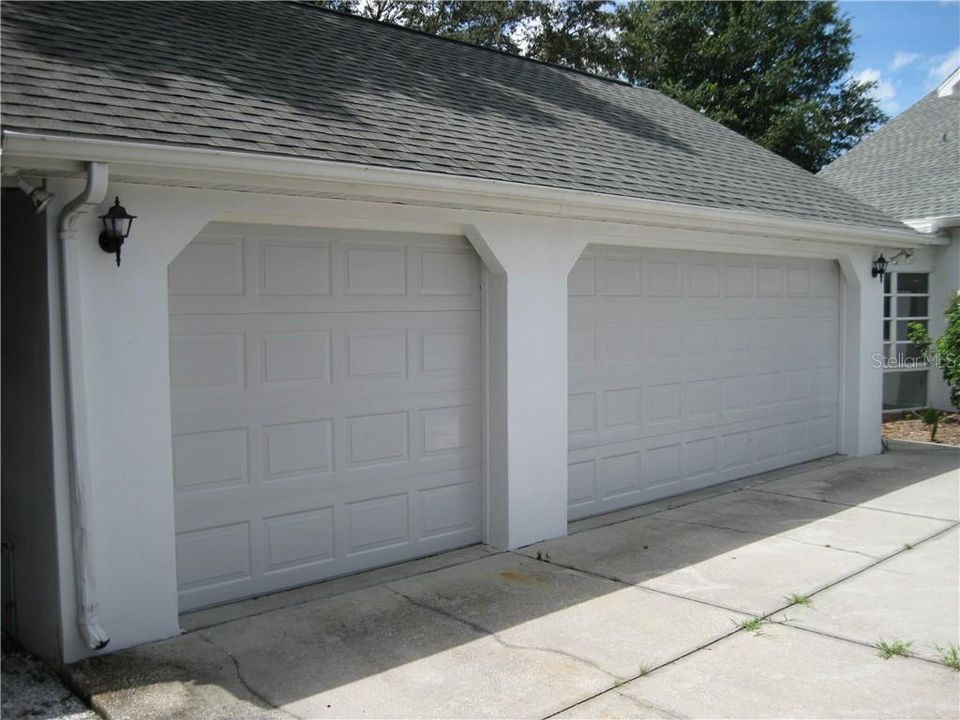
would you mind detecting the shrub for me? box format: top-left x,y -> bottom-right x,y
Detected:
907,294 -> 960,411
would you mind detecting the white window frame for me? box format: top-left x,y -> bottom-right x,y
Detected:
882,271 -> 930,412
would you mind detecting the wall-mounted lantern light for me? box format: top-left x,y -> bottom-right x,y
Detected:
871,254 -> 888,281
98,197 -> 136,266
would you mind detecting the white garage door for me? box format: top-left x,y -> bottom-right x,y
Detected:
567,246 -> 840,521
168,224 -> 482,610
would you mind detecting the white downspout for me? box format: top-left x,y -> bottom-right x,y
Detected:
57,162 -> 110,650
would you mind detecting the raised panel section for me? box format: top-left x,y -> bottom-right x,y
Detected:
568,460 -> 596,505
261,241 -> 330,295
646,383 -> 682,423
264,507 -> 334,573
601,452 -> 641,499
685,437 -> 717,478
346,330 -> 407,379
604,323 -> 643,361
421,330 -> 472,373
420,250 -> 477,295
600,257 -> 641,296
646,260 -> 682,296
170,335 -> 244,391
169,238 -> 244,297
569,392 -> 597,434
173,429 -> 248,492
347,412 -> 408,467
687,262 -> 719,297
568,325 -> 597,364
723,262 -> 754,296
262,333 -> 330,384
603,387 -> 642,428
423,406 -> 475,454
344,244 -> 406,295
646,444 -> 681,488
347,494 -> 409,555
757,263 -> 784,296
176,523 -> 251,592
421,484 -> 475,538
265,420 -> 333,478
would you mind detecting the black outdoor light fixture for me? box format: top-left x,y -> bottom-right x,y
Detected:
871,253 -> 888,281
98,197 -> 137,266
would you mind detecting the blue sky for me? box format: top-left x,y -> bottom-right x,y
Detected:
842,1 -> 960,118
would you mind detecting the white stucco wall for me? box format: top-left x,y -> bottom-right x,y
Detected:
32,175 -> 891,662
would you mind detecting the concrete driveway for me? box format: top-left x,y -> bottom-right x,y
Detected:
65,441 -> 959,719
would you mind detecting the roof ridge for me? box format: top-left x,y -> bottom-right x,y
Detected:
288,0 -> 633,89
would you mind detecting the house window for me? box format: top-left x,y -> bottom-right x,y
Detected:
882,272 -> 929,411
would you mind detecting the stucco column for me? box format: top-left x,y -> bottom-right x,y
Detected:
53,180 -> 222,661
465,221 -> 587,549
838,248 -> 884,456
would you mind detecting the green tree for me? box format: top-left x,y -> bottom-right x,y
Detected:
616,1 -> 885,171
908,295 -> 960,411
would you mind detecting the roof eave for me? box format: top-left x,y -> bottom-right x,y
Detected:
2,130 -> 927,248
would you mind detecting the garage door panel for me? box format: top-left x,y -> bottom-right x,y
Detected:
171,224 -> 482,610
568,246 -> 840,521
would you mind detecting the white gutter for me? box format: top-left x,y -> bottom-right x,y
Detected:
3,130 -> 926,249
56,161 -> 110,651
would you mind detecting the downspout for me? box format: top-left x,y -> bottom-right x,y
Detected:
57,162 -> 110,650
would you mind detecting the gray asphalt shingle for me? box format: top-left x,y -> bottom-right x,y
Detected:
819,91 -> 959,222
1,1 -> 908,232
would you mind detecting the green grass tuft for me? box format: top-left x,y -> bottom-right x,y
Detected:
874,639 -> 912,659
735,616 -> 766,635
935,644 -> 960,671
784,593 -> 812,607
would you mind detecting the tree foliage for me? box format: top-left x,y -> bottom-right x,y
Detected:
312,0 -> 886,171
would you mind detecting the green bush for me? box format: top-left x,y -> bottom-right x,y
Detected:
908,294 -> 960,411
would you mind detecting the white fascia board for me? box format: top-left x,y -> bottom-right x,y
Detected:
902,215 -> 960,237
2,130 -> 926,248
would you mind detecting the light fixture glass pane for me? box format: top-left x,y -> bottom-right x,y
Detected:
897,273 -> 928,294
882,371 -> 928,410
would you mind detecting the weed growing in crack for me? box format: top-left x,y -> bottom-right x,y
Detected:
784,593 -> 813,607
535,550 -> 551,562
935,644 -> 960,671
735,617 -> 766,635
874,639 -> 913,659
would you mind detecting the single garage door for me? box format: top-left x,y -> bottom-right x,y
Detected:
567,246 -> 840,520
169,223 -> 482,610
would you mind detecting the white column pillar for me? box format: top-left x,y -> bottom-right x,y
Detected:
466,221 -> 587,549
838,248 -> 884,456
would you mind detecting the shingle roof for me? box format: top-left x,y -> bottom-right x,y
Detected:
819,91 -> 960,222
1,1 -> 908,232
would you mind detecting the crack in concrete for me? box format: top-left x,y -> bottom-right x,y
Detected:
383,584 -> 626,684
196,631 -> 301,720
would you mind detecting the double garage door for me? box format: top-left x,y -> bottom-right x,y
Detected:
170,229 -> 842,609
169,224 -> 482,611
567,246 -> 841,520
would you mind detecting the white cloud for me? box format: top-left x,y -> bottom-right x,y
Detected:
854,68 -> 899,114
928,46 -> 960,83
891,51 -> 920,71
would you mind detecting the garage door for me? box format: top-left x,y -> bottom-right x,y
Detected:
567,246 -> 840,520
168,224 -> 482,610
